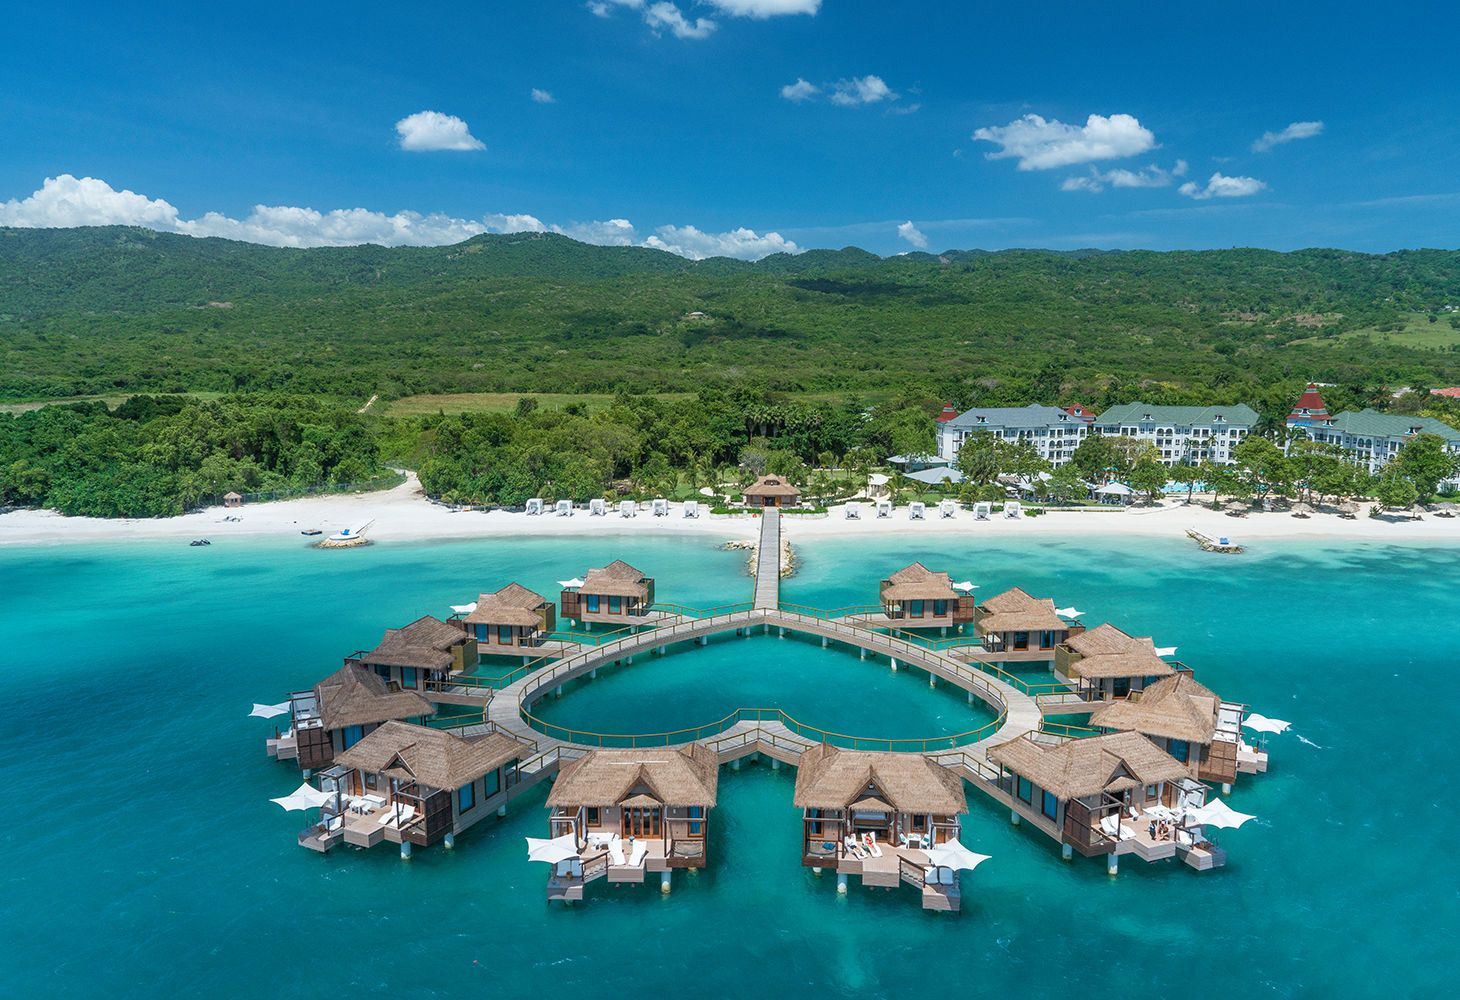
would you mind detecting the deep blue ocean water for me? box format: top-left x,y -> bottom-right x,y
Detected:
1,530 -> 1454,997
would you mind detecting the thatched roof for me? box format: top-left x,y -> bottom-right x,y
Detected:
977,587 -> 1065,633
335,721 -> 523,791
223,491 -> 242,500
580,559 -> 650,599
745,475 -> 801,498
314,664 -> 434,730
1225,500 -> 1248,514
791,744 -> 967,815
1291,502 -> 1313,517
1062,623 -> 1175,679
1089,672 -> 1219,743
546,744 -> 719,808
359,615 -> 467,670
465,583 -> 547,627
880,561 -> 957,602
988,732 -> 1190,800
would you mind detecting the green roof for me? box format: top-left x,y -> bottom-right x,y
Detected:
1095,403 -> 1259,427
1323,409 -> 1460,443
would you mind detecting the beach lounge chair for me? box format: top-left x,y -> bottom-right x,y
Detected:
525,498 -> 544,515
652,498 -> 669,517
618,500 -> 636,518
554,499 -> 573,516
629,840 -> 649,867
908,501 -> 925,520
843,835 -> 868,860
684,500 -> 699,518
973,501 -> 991,520
589,498 -> 607,516
1099,814 -> 1121,838
845,504 -> 861,519
862,832 -> 884,857
608,839 -> 627,865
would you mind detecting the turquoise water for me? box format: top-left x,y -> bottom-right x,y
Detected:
1,531 -> 1455,996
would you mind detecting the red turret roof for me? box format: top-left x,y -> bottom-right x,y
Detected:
1064,404 -> 1097,423
1287,382 -> 1331,423
935,402 -> 959,423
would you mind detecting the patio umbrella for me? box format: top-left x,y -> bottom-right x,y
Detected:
1055,607 -> 1085,618
923,840 -> 992,872
1188,798 -> 1256,829
525,834 -> 580,864
951,581 -> 978,592
557,578 -> 586,589
1242,713 -> 1291,734
450,602 -> 478,614
249,702 -> 290,719
270,782 -> 334,811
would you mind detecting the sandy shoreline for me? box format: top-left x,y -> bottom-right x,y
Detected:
2,472 -> 1458,548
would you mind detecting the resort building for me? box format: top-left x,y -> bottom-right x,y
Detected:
988,731 -> 1224,871
543,745 -> 719,898
973,587 -> 1080,658
1055,623 -> 1177,701
877,562 -> 974,632
793,744 -> 969,911
464,583 -> 557,651
743,475 -> 801,508
561,560 -> 656,625
223,491 -> 243,508
268,663 -> 434,771
1284,387 -> 1460,485
1088,672 -> 1255,787
936,405 -> 1091,467
349,615 -> 479,692
303,721 -> 525,854
1092,403 -> 1259,465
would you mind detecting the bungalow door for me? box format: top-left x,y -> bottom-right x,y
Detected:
623,806 -> 662,838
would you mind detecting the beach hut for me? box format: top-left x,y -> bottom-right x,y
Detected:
1291,501 -> 1313,518
1004,500 -> 1023,519
973,501 -> 992,520
270,663 -> 434,772
544,745 -> 719,898
651,498 -> 669,517
589,498 -> 608,516
974,587 -> 1078,657
844,503 -> 862,519
684,500 -> 699,518
875,499 -> 893,518
1054,622 -> 1176,701
1089,672 -> 1249,788
525,498 -> 544,515
618,499 -> 637,518
351,615 -> 480,692
878,562 -> 975,632
223,491 -> 243,508
793,745 -> 970,910
554,500 -> 573,517
307,721 -> 526,855
987,732 -> 1220,870
938,499 -> 957,519
743,475 -> 801,509
561,560 -> 655,625
908,501 -> 926,520
464,583 -> 557,652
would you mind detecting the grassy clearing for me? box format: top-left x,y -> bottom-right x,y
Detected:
1300,313 -> 1460,350
0,391 -> 225,415
383,392 -> 695,416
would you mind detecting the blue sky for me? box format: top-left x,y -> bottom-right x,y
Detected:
3,1 -> 1458,258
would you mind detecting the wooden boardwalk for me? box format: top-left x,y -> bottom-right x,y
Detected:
752,510 -> 781,608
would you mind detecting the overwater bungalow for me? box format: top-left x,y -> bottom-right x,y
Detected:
543,745 -> 719,899
793,744 -> 969,911
743,474 -> 801,508
1088,672 -> 1256,787
560,560 -> 655,626
267,663 -> 434,771
988,731 -> 1225,871
300,721 -> 525,855
464,583 -> 557,652
1054,623 -> 1176,701
348,615 -> 479,692
876,562 -> 975,633
973,587 -> 1080,658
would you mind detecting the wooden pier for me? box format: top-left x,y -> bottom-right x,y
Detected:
752,510 -> 781,608
1186,528 -> 1243,553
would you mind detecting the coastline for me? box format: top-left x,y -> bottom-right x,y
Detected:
3,471 -> 1459,547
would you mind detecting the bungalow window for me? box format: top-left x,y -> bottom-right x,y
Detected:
1170,739 -> 1190,763
909,600 -> 924,618
401,667 -> 417,689
1041,790 -> 1058,821
1039,630 -> 1055,649
1113,677 -> 1131,698
1017,776 -> 1033,803
342,725 -> 364,749
475,624 -> 489,642
586,594 -> 601,613
1013,631 -> 1030,650
1145,784 -> 1158,799
688,806 -> 704,837
933,599 -> 948,616
484,769 -> 500,797
365,773 -> 378,791
373,664 -> 391,681
497,624 -> 513,645
608,596 -> 622,614
587,807 -> 601,826
458,782 -> 475,813
910,813 -> 928,833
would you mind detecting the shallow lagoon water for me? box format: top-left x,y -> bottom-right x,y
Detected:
1,531 -> 1455,997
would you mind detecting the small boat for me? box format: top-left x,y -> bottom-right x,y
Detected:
189,538 -> 211,547
300,529 -> 323,536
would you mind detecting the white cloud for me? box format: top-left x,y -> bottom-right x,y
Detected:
1178,172 -> 1267,200
1252,120 -> 1324,152
394,110 -> 485,152
0,174 -> 798,260
530,88 -> 556,104
896,221 -> 928,249
829,75 -> 894,107
644,2 -> 716,38
1172,158 -> 1189,177
780,77 -> 819,102
973,113 -> 1156,170
706,0 -> 820,15
586,1 -> 616,15
1061,162 -> 1184,193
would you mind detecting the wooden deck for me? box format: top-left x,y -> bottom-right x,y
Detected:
752,510 -> 780,608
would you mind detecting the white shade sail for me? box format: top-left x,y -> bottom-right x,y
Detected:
951,581 -> 977,592
249,702 -> 290,719
270,783 -> 334,811
450,601 -> 478,614
557,578 -> 586,589
1055,607 -> 1085,618
526,834 -> 580,864
923,840 -> 992,872
1188,798 -> 1256,829
1242,713 -> 1291,734
1154,646 -> 1178,657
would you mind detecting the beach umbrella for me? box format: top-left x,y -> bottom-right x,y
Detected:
249,702 -> 290,719
1225,500 -> 1248,514
526,834 -> 580,864
1189,798 -> 1256,829
557,578 -> 586,589
951,581 -> 977,592
1242,713 -> 1291,734
1055,607 -> 1085,618
270,782 -> 333,811
450,601 -> 478,614
923,840 -> 992,872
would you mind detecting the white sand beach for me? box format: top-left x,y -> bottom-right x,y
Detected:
3,471 -> 1460,548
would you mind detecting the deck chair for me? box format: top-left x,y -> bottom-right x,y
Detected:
608,839 -> 626,866
629,840 -> 649,867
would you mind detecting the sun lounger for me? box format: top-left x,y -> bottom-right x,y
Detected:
1099,814 -> 1121,838
608,839 -> 627,865
629,840 -> 649,867
843,835 -> 867,860
862,832 -> 884,857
